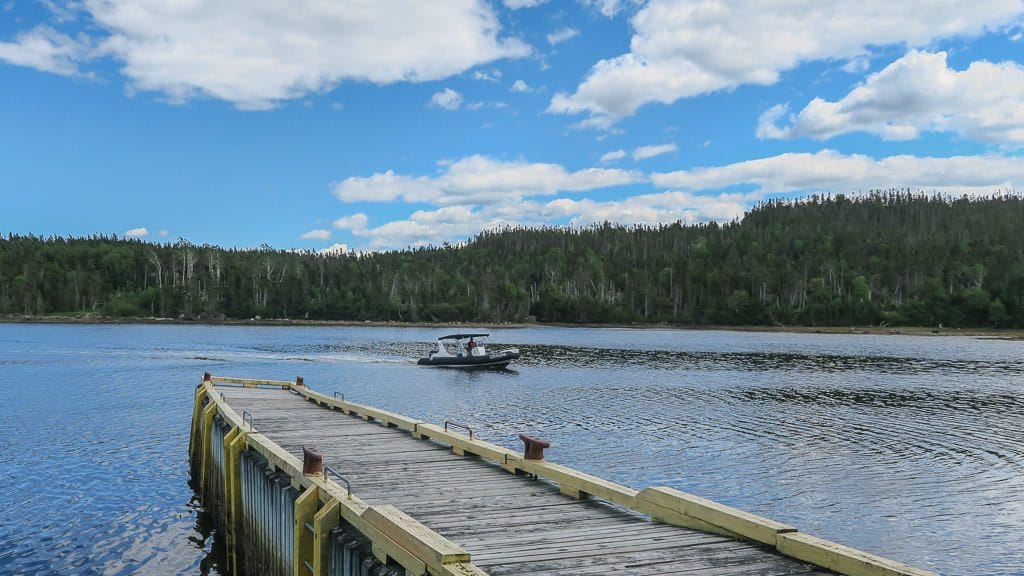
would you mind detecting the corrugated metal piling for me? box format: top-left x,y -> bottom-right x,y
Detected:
189,373 -> 938,576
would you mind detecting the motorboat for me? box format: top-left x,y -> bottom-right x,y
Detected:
417,333 -> 520,368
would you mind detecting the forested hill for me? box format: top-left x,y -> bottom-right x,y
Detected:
2,192 -> 1023,328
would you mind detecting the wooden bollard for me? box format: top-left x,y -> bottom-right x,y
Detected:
519,434 -> 550,460
296,376 -> 305,387
302,445 -> 323,475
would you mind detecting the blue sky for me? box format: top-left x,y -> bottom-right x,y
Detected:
2,1 -> 1023,252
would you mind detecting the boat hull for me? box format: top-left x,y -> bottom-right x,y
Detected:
417,351 -> 519,369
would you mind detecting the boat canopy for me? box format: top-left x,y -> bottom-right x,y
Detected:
437,333 -> 489,340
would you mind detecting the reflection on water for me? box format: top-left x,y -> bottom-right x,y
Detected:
0,323 -> 1021,576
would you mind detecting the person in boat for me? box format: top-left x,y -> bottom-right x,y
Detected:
466,337 -> 475,355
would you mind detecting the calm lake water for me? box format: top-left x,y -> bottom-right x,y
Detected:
0,323 -> 1021,575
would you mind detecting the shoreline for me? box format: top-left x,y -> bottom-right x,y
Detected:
2,314 -> 1021,339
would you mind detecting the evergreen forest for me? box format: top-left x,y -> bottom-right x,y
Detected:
2,192 -> 1022,328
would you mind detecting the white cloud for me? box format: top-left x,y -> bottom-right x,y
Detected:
633,143 -> 677,161
336,188 -> 751,249
600,149 -> 626,163
547,27 -> 579,45
510,79 -> 532,93
542,191 -> 748,226
39,0 -> 83,23
841,55 -> 871,74
581,0 -> 632,17
319,243 -> 350,255
124,227 -> 149,238
69,0 -> 529,109
157,230 -> 169,238
503,0 -> 548,8
333,155 -> 643,206
0,25 -> 88,75
341,205 -> 507,249
430,88 -> 463,110
549,0 -> 1024,127
756,104 -> 791,140
333,213 -> 369,232
331,150 -> 1024,250
653,150 -> 1024,197
301,229 -> 332,241
473,68 -> 501,82
760,50 -> 1024,144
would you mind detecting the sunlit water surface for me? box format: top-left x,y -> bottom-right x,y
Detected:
0,324 -> 1021,575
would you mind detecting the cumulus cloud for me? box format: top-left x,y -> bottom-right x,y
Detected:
333,213 -> 369,232
430,88 -> 463,110
510,79 -> 532,93
652,150 -> 1024,197
301,229 -> 332,241
600,149 -> 626,163
334,189 -> 753,249
319,243 -> 350,255
31,0 -> 529,109
633,143 -> 677,161
331,150 -> 1024,249
581,0 -> 633,17
333,155 -> 643,206
542,191 -> 748,226
124,227 -> 149,238
473,68 -> 501,82
0,25 -> 88,75
503,0 -> 549,8
339,205 -> 509,249
549,0 -> 1024,127
547,27 -> 579,45
759,50 -> 1024,144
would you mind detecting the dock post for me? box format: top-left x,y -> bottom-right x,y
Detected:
221,427 -> 242,576
199,401 -> 218,498
293,486 -> 319,576
189,384 -> 209,472
312,499 -> 340,576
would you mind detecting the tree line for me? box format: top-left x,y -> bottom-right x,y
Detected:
2,191 -> 1022,328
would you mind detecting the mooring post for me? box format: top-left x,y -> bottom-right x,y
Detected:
519,433 -> 550,460
302,445 -> 323,477
296,376 -> 304,387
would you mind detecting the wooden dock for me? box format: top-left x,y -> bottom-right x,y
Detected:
189,375 -> 937,576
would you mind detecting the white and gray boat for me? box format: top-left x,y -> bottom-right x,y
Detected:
417,333 -> 520,368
